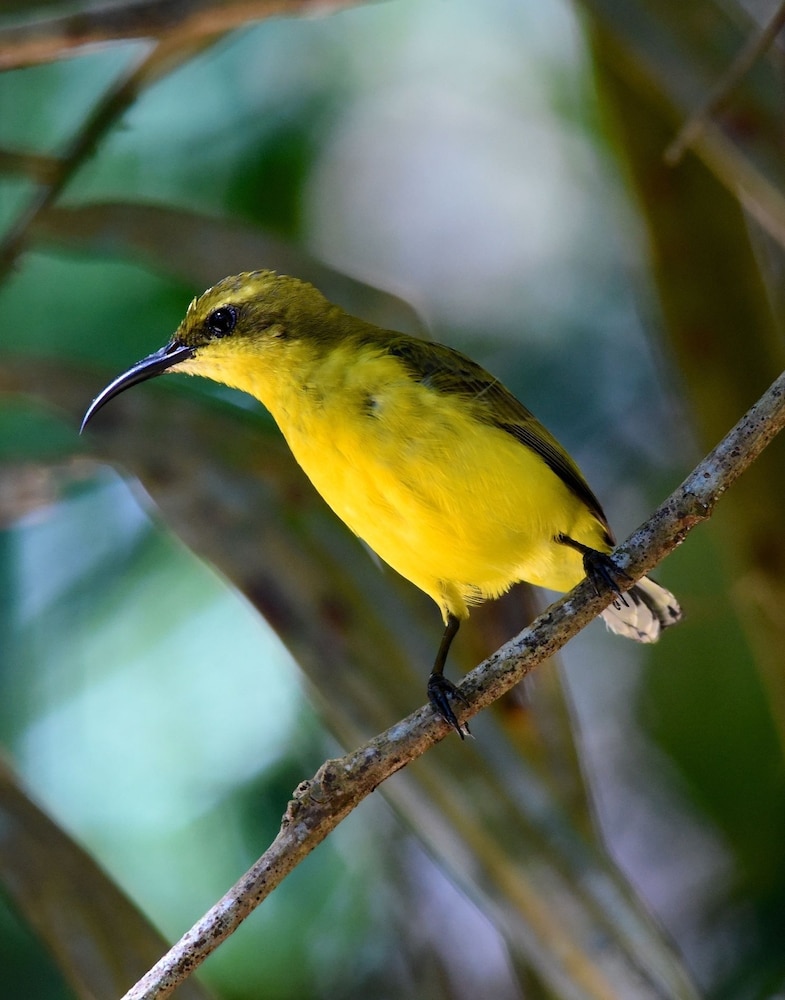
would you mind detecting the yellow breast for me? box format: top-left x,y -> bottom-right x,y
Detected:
232,342 -> 608,620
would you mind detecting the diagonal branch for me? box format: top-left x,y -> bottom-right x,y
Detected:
0,0 -> 363,70
0,0 -> 364,277
665,0 -> 785,165
120,364 -> 785,1000
0,34 -> 221,279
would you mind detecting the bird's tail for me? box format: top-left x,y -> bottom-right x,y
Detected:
600,575 -> 682,643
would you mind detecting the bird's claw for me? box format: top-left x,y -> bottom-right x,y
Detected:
582,549 -> 634,607
427,673 -> 471,739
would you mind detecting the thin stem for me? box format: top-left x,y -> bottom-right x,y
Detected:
0,34 -> 219,280
0,0 -> 362,70
665,1 -> 785,165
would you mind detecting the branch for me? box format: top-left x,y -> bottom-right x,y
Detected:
0,0 -> 363,70
0,0 -> 363,277
119,365 -> 785,1000
0,36 -> 214,280
665,1 -> 785,165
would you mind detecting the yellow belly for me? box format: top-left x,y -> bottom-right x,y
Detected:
268,359 -> 608,621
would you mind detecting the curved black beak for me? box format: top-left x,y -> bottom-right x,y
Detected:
80,341 -> 196,433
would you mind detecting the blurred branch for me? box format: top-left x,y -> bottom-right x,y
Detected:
0,147 -> 61,184
0,33 -> 222,280
665,1 -> 785,165
0,0 -> 362,280
691,121 -> 785,248
577,0 -> 785,250
0,0 -> 362,70
119,356 -> 785,999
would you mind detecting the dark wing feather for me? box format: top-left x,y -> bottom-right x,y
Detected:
385,336 -> 611,534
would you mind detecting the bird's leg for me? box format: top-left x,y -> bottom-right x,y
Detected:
556,533 -> 633,608
427,613 -> 471,739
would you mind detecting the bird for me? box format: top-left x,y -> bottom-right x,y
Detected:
81,270 -> 681,736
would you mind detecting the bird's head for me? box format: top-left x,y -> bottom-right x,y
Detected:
81,270 -> 339,431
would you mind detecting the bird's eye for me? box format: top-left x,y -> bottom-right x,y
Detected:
206,306 -> 238,338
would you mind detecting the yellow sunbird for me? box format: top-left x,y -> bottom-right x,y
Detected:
82,270 -> 681,735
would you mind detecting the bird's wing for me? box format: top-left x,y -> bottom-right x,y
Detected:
385,335 -> 612,535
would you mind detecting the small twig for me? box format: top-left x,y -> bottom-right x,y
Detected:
120,365 -> 785,1000
665,0 -> 785,165
0,148 -> 61,184
0,0 -> 361,71
0,0 -> 363,278
0,33 -> 221,281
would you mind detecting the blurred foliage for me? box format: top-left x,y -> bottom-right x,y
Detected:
1,1 -> 785,998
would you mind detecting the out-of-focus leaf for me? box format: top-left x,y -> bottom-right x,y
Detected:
0,756 -> 216,1000
32,202 -> 425,334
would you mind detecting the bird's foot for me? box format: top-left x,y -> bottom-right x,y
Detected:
427,673 -> 471,739
582,549 -> 634,609
557,534 -> 633,609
